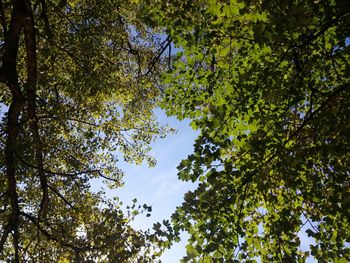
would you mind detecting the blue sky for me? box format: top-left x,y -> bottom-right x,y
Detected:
106,109 -> 199,262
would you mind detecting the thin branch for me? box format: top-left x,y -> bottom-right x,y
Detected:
22,212 -> 106,252
142,36 -> 172,77
126,40 -> 142,77
37,31 -> 86,66
296,13 -> 350,49
168,41 -> 171,69
22,212 -> 77,249
96,170 -> 120,183
46,0 -> 78,32
330,51 -> 344,83
20,232 -> 39,260
0,222 -> 13,254
288,81 -> 349,141
16,152 -> 120,183
302,210 -> 318,233
13,226 -> 19,262
47,184 -> 74,209
40,0 -> 52,39
41,115 -> 99,127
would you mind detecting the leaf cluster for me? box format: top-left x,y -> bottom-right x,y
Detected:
149,0 -> 350,262
0,0 -> 170,261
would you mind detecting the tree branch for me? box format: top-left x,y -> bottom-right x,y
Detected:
288,81 -> 349,140
22,212 -> 106,252
16,152 -> 120,183
142,36 -> 172,77
47,184 -> 74,209
0,0 -> 28,259
23,0 -> 48,221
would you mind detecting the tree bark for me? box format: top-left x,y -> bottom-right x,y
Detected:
0,0 -> 40,261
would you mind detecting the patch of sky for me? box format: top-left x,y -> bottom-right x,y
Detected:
90,108 -> 199,262
345,37 -> 350,47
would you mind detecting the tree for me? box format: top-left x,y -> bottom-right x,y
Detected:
147,0 -> 350,262
0,0 -> 171,261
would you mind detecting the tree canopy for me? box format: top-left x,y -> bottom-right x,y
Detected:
146,0 -> 350,262
0,0 -> 171,261
1,0 -> 350,262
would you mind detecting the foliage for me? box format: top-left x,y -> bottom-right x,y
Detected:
0,0 -> 170,261
148,0 -> 350,262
